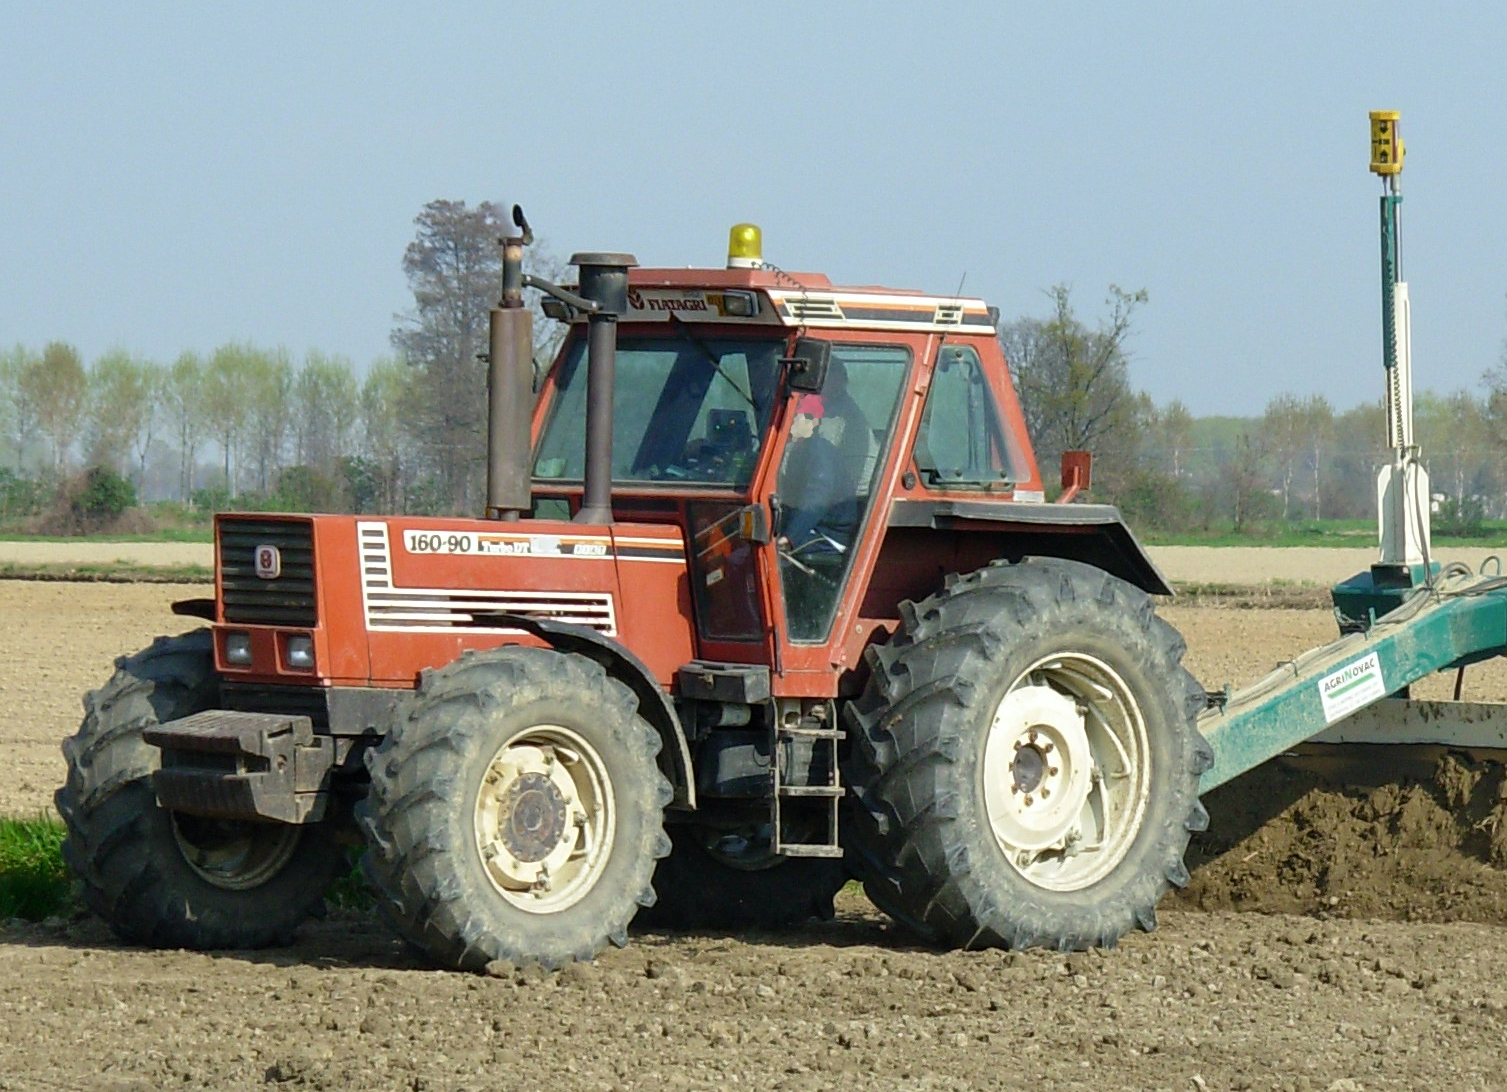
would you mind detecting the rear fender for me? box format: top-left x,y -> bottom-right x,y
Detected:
886,499 -> 1172,596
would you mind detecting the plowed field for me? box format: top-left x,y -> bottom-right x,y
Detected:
5,561 -> 1507,1091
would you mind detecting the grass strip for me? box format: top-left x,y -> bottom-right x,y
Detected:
0,817 -> 72,921
0,562 -> 212,584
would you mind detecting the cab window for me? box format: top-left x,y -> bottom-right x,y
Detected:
533,330 -> 785,489
914,344 -> 1021,489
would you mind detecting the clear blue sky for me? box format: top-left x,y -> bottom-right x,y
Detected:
3,2 -> 1503,416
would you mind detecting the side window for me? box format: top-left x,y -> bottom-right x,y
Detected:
915,344 -> 1018,488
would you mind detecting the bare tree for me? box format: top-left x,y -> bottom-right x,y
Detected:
0,345 -> 38,471
999,284 -> 1147,473
1259,394 -> 1306,520
165,352 -> 204,502
360,357 -> 415,512
391,200 -> 566,513
243,347 -> 294,494
391,200 -> 509,512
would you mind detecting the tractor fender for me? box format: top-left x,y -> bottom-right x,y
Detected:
887,499 -> 1173,596
491,613 -> 696,810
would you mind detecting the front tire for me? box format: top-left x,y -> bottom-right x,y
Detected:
55,632 -> 346,949
845,558 -> 1212,950
358,647 -> 670,970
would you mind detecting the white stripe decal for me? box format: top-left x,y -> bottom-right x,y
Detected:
357,521 -> 618,636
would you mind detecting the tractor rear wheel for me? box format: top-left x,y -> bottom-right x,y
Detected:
845,558 -> 1212,950
638,821 -> 846,930
358,646 -> 670,970
55,631 -> 346,949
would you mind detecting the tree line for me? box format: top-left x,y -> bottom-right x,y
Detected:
0,200 -> 1501,534
1003,284 -> 1507,534
0,201 -> 565,525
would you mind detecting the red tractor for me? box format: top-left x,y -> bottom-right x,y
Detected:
57,212 -> 1210,969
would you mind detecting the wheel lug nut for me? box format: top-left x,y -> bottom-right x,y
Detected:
1023,795 -> 1034,807
1048,766 -> 1059,777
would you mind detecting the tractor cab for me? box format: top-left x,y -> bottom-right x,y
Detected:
525,225 -> 1046,692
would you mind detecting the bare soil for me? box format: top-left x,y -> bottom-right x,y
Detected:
6,561 -> 1507,1090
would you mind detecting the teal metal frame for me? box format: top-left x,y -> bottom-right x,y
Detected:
1198,576 -> 1507,792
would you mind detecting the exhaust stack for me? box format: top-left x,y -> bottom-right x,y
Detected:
571,251 -> 637,525
485,208 -> 536,521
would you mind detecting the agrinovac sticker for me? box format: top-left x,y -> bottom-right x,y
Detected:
1318,651 -> 1386,724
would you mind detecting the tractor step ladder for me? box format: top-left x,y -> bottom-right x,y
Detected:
772,718 -> 844,858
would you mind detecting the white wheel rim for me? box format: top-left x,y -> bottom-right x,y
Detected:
982,653 -> 1151,891
473,724 -> 615,914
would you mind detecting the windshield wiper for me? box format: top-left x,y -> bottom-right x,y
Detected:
668,315 -> 755,408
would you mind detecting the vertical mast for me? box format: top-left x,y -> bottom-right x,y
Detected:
1370,110 -> 1430,570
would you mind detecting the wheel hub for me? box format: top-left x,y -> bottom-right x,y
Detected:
980,654 -> 1153,892
171,813 -> 301,892
984,687 -> 1091,854
1011,740 -> 1048,794
500,772 -> 569,863
473,731 -> 614,914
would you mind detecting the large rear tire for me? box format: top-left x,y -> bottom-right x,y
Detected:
358,646 -> 670,970
845,558 -> 1212,950
638,821 -> 846,930
55,632 -> 346,949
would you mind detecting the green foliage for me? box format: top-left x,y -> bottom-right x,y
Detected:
268,465 -> 341,512
1113,468 -> 1200,533
71,466 -> 136,523
0,468 -> 44,521
340,455 -> 384,513
146,500 -> 215,531
0,818 -> 71,921
191,486 -> 232,512
1434,494 -> 1487,538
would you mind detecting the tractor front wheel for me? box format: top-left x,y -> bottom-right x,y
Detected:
845,558 -> 1212,950
55,631 -> 346,949
358,646 -> 670,970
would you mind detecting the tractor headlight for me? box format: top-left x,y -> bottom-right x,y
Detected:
285,634 -> 315,671
717,290 -> 757,317
225,632 -> 253,665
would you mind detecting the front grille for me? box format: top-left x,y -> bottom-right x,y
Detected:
220,518 -> 317,626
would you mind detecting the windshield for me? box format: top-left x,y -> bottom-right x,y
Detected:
533,329 -> 786,489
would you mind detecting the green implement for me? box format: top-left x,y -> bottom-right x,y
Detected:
1199,565 -> 1507,793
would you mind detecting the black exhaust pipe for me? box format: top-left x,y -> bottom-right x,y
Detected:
570,251 -> 637,525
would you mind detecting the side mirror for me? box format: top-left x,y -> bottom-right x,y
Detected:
783,338 -> 830,393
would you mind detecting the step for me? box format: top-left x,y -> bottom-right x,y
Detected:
776,785 -> 844,798
777,726 -> 846,740
777,844 -> 844,859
